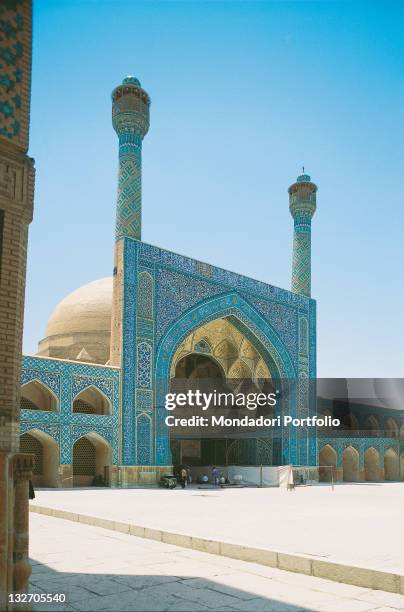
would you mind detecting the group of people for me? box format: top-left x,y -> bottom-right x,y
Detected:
178,466 -> 222,489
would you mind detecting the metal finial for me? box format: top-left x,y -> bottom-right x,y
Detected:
302,166 -> 305,174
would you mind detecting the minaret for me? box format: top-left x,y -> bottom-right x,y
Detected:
110,76 -> 150,366
288,170 -> 317,297
111,76 -> 150,240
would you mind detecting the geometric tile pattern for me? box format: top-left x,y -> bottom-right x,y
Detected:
71,374 -> 113,404
137,271 -> 153,319
136,413 -> 151,465
20,356 -> 120,464
136,341 -> 152,388
21,368 -> 60,399
288,174 -> 317,298
112,78 -> 150,242
121,238 -> 317,468
0,0 -> 32,155
292,225 -> 312,297
116,134 -> 142,240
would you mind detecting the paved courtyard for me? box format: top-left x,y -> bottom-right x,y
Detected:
31,483 -> 404,575
29,513 -> 404,611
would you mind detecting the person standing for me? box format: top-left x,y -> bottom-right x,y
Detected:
179,467 -> 188,489
212,466 -> 220,487
29,479 -> 35,500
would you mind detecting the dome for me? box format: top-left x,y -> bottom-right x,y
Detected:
296,173 -> 311,183
45,278 -> 112,336
37,278 -> 113,364
122,75 -> 141,87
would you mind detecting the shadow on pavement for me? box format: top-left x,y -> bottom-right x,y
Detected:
26,559 -> 311,612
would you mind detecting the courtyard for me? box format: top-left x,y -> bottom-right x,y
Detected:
30,483 -> 404,577
29,513 -> 404,611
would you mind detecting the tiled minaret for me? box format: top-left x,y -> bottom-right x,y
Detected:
288,171 -> 317,297
110,76 -> 150,366
112,76 -> 150,240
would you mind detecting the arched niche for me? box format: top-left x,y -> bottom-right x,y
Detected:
384,448 -> 399,481
72,386 -> 111,415
384,418 -> 399,438
364,416 -> 380,435
20,429 -> 59,487
21,380 -> 58,412
319,444 -> 337,482
342,414 -> 359,431
342,446 -> 359,482
364,447 -> 380,481
72,433 -> 112,487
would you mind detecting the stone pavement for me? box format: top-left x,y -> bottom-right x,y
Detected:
29,514 -> 404,612
31,483 -> 404,575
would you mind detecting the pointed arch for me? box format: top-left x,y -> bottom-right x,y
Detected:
384,418 -> 399,438
72,432 -> 112,487
72,385 -> 112,415
342,413 -> 359,431
155,292 -> 296,466
364,447 -> 380,481
342,446 -> 359,482
20,429 -> 59,487
157,293 -> 296,382
364,415 -> 380,435
319,444 -> 336,482
21,379 -> 59,412
384,448 -> 399,481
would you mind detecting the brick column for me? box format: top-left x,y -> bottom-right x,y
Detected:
0,1 -> 35,608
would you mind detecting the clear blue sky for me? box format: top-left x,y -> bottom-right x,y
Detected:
24,0 -> 404,377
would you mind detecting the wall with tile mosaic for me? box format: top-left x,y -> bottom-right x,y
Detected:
20,356 -> 120,465
0,0 -> 32,151
119,236 -> 317,469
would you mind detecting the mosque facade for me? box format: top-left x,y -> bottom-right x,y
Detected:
19,77 -> 404,487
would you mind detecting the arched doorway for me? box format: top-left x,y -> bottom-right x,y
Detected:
400,451 -> 404,480
72,433 -> 111,486
170,351 -> 227,466
342,446 -> 359,482
169,316 -> 276,467
72,386 -> 111,415
20,430 -> 59,487
364,447 -> 380,481
21,380 -> 58,411
319,444 -> 336,482
384,448 -> 399,480
156,294 -> 296,467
